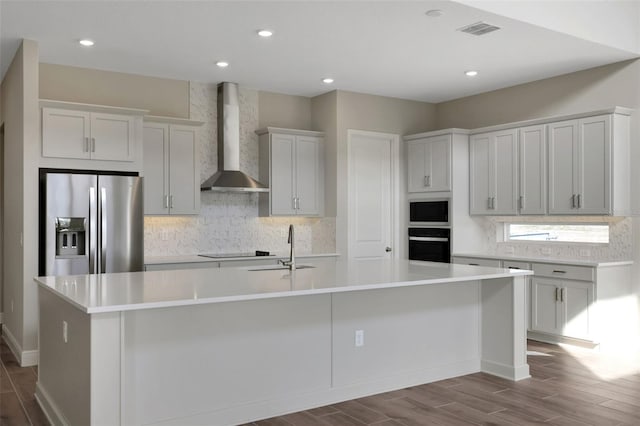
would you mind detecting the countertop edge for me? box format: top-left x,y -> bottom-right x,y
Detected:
34,266 -> 531,314
144,253 -> 341,265
452,253 -> 633,268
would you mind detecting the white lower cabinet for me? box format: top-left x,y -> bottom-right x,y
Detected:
143,118 -> 202,215
531,276 -> 594,341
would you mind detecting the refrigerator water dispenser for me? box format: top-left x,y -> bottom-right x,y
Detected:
55,217 -> 86,257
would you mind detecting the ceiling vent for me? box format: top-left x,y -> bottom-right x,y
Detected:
457,21 -> 501,36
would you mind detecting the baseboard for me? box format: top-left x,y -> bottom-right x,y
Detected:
481,359 -> 530,381
36,382 -> 70,426
528,331 -> 598,349
147,358 -> 481,425
1,324 -> 39,367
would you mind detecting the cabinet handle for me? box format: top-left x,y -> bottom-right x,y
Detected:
424,175 -> 431,187
169,195 -> 174,209
561,288 -> 566,303
163,195 -> 169,209
555,287 -> 559,302
491,197 -> 496,210
508,266 -> 520,270
468,263 -> 479,266
91,137 -> 96,153
571,194 -> 576,208
519,196 -> 524,210
84,137 -> 89,152
487,197 -> 492,210
552,270 -> 566,274
577,194 -> 581,208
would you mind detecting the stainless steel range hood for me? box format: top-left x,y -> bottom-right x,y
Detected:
201,82 -> 268,192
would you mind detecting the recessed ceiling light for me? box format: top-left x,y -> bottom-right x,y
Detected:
465,70 -> 478,77
322,78 -> 334,84
257,29 -> 273,38
425,9 -> 444,18
79,39 -> 94,47
216,61 -> 229,68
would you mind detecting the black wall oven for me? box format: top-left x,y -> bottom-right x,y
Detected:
409,199 -> 449,226
408,227 -> 451,263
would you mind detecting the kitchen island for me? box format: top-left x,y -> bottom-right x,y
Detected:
35,259 -> 532,426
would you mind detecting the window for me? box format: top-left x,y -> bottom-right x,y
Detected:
506,223 -> 609,244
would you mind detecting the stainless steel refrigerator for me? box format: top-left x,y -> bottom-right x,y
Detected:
40,171 -> 143,276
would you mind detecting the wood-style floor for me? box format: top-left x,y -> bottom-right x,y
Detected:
2,338 -> 639,425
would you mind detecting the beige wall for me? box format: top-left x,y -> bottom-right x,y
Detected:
332,90 -> 437,256
39,63 -> 190,118
0,39 -> 40,357
310,91 -> 338,217
258,91 -> 312,130
436,59 -> 639,129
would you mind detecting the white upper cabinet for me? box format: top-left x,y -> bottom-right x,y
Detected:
469,129 -> 518,215
548,114 -> 626,215
143,118 -> 202,215
43,107 -> 136,162
470,107 -> 631,217
406,134 -> 451,193
257,128 -> 324,217
518,125 -> 547,215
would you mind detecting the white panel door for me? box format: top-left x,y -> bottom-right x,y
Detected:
519,125 -> 546,215
578,115 -> 611,214
469,133 -> 492,215
270,134 -> 296,215
168,125 -> 200,215
407,140 -> 427,193
91,113 -> 135,162
531,278 -> 561,335
548,120 -> 578,214
142,124 -> 169,214
427,135 -> 451,192
348,131 -> 396,259
561,281 -> 594,341
295,135 -> 322,215
42,108 -> 91,159
493,130 -> 518,215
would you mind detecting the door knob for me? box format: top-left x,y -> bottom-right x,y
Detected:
385,247 -> 392,252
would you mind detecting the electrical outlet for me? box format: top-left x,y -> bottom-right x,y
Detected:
161,229 -> 169,241
355,330 -> 364,347
504,245 -> 514,254
541,247 -> 552,256
62,321 -> 68,343
580,249 -> 591,257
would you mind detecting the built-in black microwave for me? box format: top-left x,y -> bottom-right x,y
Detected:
409,199 -> 449,226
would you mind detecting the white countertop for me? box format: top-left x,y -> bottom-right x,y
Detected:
144,253 -> 341,265
35,259 -> 531,314
452,253 -> 633,268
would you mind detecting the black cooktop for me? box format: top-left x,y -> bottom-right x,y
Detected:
198,251 -> 273,259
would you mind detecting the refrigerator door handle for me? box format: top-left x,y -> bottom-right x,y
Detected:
89,187 -> 98,274
100,187 -> 107,273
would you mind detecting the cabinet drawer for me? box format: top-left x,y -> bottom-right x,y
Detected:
452,257 -> 501,268
503,260 -> 531,271
532,263 -> 594,281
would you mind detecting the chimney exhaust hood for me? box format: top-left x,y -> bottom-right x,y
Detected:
201,82 -> 268,192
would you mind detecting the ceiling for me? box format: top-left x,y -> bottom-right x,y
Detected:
1,0 -> 638,103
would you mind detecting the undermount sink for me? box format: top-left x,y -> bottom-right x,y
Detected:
247,265 -> 315,271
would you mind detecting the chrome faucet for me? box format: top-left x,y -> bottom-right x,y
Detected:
279,224 -> 296,270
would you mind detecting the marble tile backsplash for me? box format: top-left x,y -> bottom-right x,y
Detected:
144,82 -> 336,257
478,216 -> 632,261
